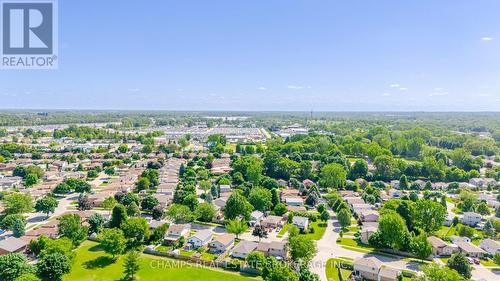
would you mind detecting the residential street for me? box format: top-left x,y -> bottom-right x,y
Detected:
311,214 -> 416,281
310,213 -> 500,281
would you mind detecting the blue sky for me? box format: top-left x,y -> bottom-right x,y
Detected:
1,0 -> 500,111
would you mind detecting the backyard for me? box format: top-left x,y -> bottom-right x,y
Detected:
63,241 -> 259,281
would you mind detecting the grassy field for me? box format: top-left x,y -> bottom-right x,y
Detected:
303,221 -> 328,240
325,258 -> 353,281
64,241 -> 259,281
277,221 -> 327,240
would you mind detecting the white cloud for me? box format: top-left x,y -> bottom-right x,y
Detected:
257,87 -> 267,91
287,85 -> 304,90
481,37 -> 494,42
429,91 -> 449,97
398,87 -> 408,91
128,88 -> 141,92
382,93 -> 391,97
389,84 -> 400,88
433,87 -> 444,91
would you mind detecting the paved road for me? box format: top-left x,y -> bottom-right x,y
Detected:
310,213 -> 497,281
471,264 -> 500,280
310,214 -> 416,281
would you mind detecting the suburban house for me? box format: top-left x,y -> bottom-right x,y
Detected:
359,210 -> 379,222
292,216 -> 309,230
388,189 -> 402,198
257,241 -> 288,259
428,236 -> 458,256
450,235 -> 471,244
164,224 -> 191,244
353,257 -> 400,281
0,237 -> 28,256
214,197 -> 228,210
249,211 -> 264,226
285,197 -> 304,206
353,257 -> 380,280
480,238 -> 500,255
209,234 -> 235,254
0,176 -> 23,191
469,178 -> 498,189
360,226 -> 377,244
188,229 -> 212,248
462,212 -> 482,226
261,215 -> 284,229
455,241 -> 487,258
219,185 -> 231,194
231,241 -> 258,259
378,267 -> 400,281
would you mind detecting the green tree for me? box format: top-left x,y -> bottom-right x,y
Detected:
182,194 -> 199,211
14,273 -> 41,281
0,253 -> 32,281
121,217 -> 150,247
224,191 -> 253,220
103,197 -> 117,214
337,208 -> 352,229
414,199 -> 446,233
0,214 -> 26,230
3,193 -> 33,215
126,202 -> 141,217
378,211 -> 408,250
349,159 -> 368,180
36,253 -> 71,281
246,251 -> 266,270
415,263 -> 464,281
166,204 -> 193,223
248,187 -> 273,211
135,177 -> 150,192
35,196 -> 58,218
12,219 -> 26,238
24,174 -> 38,187
319,163 -> 347,189
88,213 -> 105,234
194,203 -> 216,222
149,223 -> 168,244
475,201 -> 490,215
225,219 -> 248,239
320,210 -> 330,222
273,203 -> 287,216
141,195 -> 159,211
265,262 -> 299,281
289,236 -> 317,263
400,175 -> 409,190
110,204 -> 128,228
57,214 -> 88,246
494,253 -> 500,266
123,251 -> 140,280
99,228 -> 126,259
410,233 -> 432,261
447,253 -> 472,279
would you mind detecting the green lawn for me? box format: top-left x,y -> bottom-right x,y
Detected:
325,258 -> 352,281
337,237 -> 374,251
277,221 -> 327,240
64,241 -> 259,281
277,224 -> 290,237
480,258 -> 498,267
436,226 -> 456,238
303,221 -> 327,240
